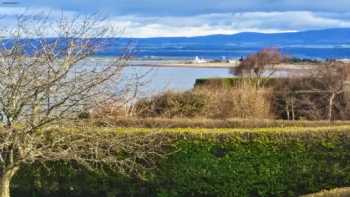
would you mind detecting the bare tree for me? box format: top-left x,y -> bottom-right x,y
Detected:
305,61 -> 350,121
0,13 -> 166,197
230,48 -> 284,85
274,61 -> 350,121
273,78 -> 299,120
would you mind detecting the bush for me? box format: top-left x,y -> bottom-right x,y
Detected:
77,111 -> 90,119
13,161 -> 147,197
195,76 -> 350,121
90,101 -> 132,119
194,77 -> 283,89
195,83 -> 273,119
134,84 -> 274,119
10,126 -> 350,197
152,127 -> 350,197
135,91 -> 206,118
272,77 -> 349,121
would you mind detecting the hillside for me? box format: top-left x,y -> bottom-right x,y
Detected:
127,28 -> 350,47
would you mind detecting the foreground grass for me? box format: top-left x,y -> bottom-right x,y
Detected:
68,124 -> 350,134
302,188 -> 350,197
88,117 -> 350,129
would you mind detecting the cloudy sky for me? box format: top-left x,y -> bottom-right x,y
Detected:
1,0 -> 350,37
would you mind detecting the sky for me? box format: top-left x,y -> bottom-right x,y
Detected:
1,0 -> 350,37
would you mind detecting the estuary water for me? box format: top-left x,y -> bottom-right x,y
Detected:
122,66 -> 232,97
82,57 -> 232,97
88,40 -> 350,97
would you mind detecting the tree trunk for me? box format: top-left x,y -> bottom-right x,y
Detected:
0,167 -> 19,197
328,93 -> 336,121
285,103 -> 290,120
291,97 -> 295,121
285,96 -> 291,120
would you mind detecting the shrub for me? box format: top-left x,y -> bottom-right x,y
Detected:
272,77 -> 349,121
230,48 -> 284,78
194,77 -> 282,89
10,126 -> 350,197
152,127 -> 350,196
90,101 -> 132,119
195,83 -> 274,119
77,111 -> 90,119
134,83 -> 274,120
134,91 -> 206,118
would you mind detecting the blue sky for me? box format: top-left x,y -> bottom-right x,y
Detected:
1,0 -> 350,37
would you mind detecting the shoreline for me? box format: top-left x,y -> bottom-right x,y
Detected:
126,60 -> 315,70
127,60 -> 239,68
88,57 -> 317,70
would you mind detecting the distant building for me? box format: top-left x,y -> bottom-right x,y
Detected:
193,56 -> 208,63
338,58 -> 350,63
228,59 -> 239,64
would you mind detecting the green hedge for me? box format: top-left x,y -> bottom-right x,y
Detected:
194,77 -> 287,88
11,127 -> 350,197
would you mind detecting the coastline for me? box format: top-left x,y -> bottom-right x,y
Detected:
126,59 -> 315,70
89,57 -> 317,70
127,59 -> 239,68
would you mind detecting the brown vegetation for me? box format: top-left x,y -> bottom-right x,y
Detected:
273,61 -> 350,121
0,14 -> 160,197
87,117 -> 350,129
94,58 -> 350,122
230,48 -> 284,79
130,82 -> 273,120
301,188 -> 350,197
134,91 -> 206,118
195,82 -> 273,119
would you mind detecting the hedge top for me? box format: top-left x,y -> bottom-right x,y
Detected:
69,125 -> 350,135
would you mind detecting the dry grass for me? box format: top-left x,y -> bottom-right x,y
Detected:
49,123 -> 350,136
195,82 -> 274,119
72,117 -> 350,129
301,188 -> 350,197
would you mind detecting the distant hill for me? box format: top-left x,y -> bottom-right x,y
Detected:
4,28 -> 350,58
8,28 -> 350,48
125,28 -> 350,47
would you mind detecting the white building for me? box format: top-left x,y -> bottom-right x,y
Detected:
194,56 -> 208,63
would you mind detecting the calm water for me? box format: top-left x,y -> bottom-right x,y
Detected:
83,57 -> 232,96
103,45 -> 350,60
89,41 -> 350,97
122,66 -> 232,97
99,45 -> 350,97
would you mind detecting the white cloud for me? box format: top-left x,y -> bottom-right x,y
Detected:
1,7 -> 350,37
105,11 -> 350,37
